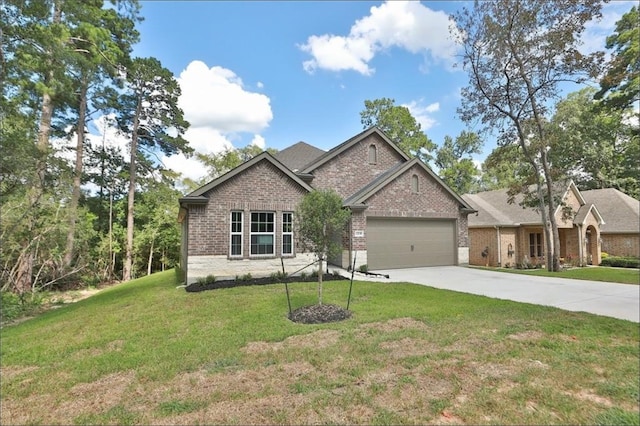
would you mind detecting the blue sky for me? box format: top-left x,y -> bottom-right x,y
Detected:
121,1 -> 633,182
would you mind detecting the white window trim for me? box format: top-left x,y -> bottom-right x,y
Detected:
229,211 -> 243,257
282,212 -> 294,256
250,211 -> 275,256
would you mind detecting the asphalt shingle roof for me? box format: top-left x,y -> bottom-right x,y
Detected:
463,189 -> 543,227
273,142 -> 325,171
581,188 -> 640,233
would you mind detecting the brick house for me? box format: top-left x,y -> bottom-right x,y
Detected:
462,181 -> 607,268
581,188 -> 640,258
178,127 -> 476,284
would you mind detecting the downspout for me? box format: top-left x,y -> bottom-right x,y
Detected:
495,226 -> 502,267
577,224 -> 583,267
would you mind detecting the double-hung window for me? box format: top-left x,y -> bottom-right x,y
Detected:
529,233 -> 543,257
250,212 -> 274,255
282,212 -> 293,255
230,211 -> 243,257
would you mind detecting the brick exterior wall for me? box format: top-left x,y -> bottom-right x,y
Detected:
182,161 -> 306,282
310,133 -> 406,198
601,234 -> 640,257
184,131 -> 473,280
363,163 -> 468,246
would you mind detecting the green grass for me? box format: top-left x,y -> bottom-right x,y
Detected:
1,269 -> 638,425
479,266 -> 640,284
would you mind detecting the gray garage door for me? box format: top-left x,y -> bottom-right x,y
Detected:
367,218 -> 456,269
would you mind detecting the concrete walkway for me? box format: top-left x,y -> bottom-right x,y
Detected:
352,266 -> 640,322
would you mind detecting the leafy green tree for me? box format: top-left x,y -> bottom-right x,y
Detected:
133,173 -> 182,276
61,2 -> 140,268
194,145 -> 278,187
116,57 -> 191,281
479,144 -> 534,191
295,190 -> 350,305
435,131 -> 482,194
1,0 -> 143,293
453,0 -> 604,271
548,88 -> 639,198
2,0 -> 72,293
360,98 -> 436,163
595,6 -> 639,110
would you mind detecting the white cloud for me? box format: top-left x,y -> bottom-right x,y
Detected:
158,127 -> 234,181
250,134 -> 266,149
300,1 -> 457,75
403,100 -> 440,131
581,1 -> 635,55
58,61 -> 275,185
159,60 -> 275,182
177,60 -> 273,132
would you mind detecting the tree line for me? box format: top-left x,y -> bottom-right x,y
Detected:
2,0 -> 190,296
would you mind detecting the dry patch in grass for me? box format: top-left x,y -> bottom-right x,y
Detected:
379,337 -> 440,358
2,315 -> 638,425
242,329 -> 341,354
507,330 -> 545,341
0,365 -> 39,380
1,371 -> 136,425
567,389 -> 614,407
357,317 -> 430,333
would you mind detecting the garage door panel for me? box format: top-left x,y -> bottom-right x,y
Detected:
367,218 -> 455,269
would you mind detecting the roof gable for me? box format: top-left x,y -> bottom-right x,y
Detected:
300,126 -> 410,174
573,203 -> 605,226
181,152 -> 313,202
344,158 -> 474,211
464,180 -> 591,227
581,188 -> 639,233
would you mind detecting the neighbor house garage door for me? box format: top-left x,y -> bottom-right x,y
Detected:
367,218 -> 456,269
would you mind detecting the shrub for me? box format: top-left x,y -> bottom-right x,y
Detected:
359,264 -> 368,273
270,271 -> 288,282
599,256 -> 640,268
1,291 -> 43,323
196,274 -> 216,285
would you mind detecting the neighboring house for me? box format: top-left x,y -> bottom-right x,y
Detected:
178,127 -> 475,284
462,181 -> 605,268
581,188 -> 640,258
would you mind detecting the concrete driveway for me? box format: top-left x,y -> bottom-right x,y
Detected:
370,266 -> 640,322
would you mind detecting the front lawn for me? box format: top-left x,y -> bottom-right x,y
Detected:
1,270 -> 638,425
481,266 -> 640,285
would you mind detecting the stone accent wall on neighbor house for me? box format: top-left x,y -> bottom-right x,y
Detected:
185,160 -> 311,283
310,133 -> 406,198
601,234 -> 640,257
